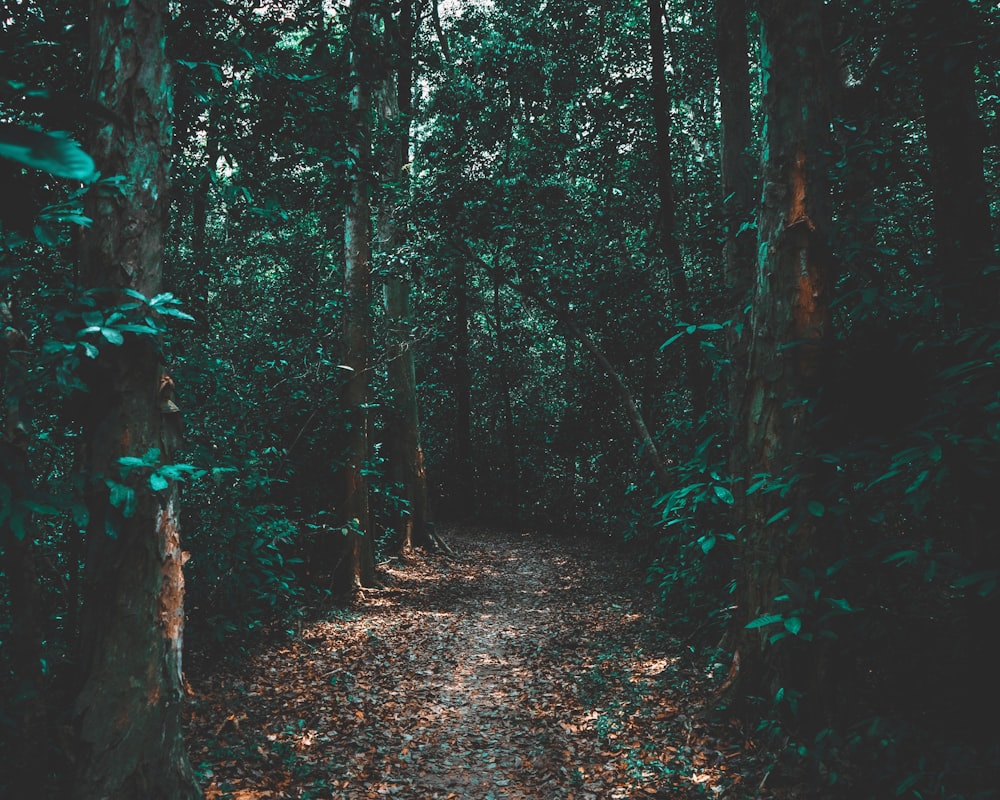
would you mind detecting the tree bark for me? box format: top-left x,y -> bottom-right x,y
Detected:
452,257 -> 475,516
377,5 -> 431,550
499,273 -> 671,490
731,0 -> 834,721
648,0 -> 707,422
337,0 -> 377,592
73,2 -> 200,797
1,305 -> 47,798
188,102 -> 219,331
491,271 -> 519,509
715,0 -> 755,440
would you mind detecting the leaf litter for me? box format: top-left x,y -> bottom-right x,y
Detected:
185,527 -> 774,799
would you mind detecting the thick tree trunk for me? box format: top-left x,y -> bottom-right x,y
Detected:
73,2 -> 200,798
732,0 -> 834,722
337,0 -> 377,592
648,0 -> 707,422
915,0 -> 996,324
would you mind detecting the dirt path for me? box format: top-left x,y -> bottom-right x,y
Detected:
187,528 -> 757,799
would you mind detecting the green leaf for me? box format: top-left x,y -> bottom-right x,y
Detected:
783,616 -> 802,635
0,123 -> 96,181
700,535 -> 716,554
100,327 -> 124,345
826,597 -> 857,613
108,483 -> 136,517
807,501 -> 825,517
660,331 -> 685,350
745,613 -> 783,629
952,570 -> 1000,591
884,549 -> 918,565
8,509 -> 27,541
765,507 -> 790,525
157,307 -> 196,321
867,469 -> 900,489
713,485 -> 735,505
149,473 -> 169,492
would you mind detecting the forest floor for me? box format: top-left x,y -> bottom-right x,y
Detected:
185,527 -> 779,800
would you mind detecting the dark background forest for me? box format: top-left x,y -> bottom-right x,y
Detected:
1,0 -> 999,797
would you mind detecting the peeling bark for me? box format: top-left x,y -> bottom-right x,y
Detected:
731,0 -> 834,722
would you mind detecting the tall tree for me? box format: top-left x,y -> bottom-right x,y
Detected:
337,0 -> 377,590
0,304 -> 47,798
72,1 -> 200,797
452,256 -> 476,515
648,0 -> 706,422
732,0 -> 834,717
379,0 -> 432,551
716,0 -> 754,305
715,0 -> 755,436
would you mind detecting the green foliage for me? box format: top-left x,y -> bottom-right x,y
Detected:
0,124 -> 95,181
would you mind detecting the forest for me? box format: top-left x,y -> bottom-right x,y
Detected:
1,0 -> 999,798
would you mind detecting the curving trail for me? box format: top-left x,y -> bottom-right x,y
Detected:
187,528 -> 759,799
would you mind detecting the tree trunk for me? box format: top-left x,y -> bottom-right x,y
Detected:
648,0 -> 707,423
453,257 -> 475,516
503,277 -> 671,490
1,306 -> 47,797
73,2 -> 200,797
492,273 -> 519,509
337,0 -> 377,592
188,102 -> 219,331
715,0 -> 755,435
378,1 -> 431,552
732,0 -> 834,723
915,0 -> 996,324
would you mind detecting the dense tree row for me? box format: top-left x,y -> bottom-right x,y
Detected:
2,0 -> 998,796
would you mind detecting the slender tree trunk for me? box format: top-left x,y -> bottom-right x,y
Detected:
492,274 -> 519,509
337,0 -> 377,592
1,306 -> 47,797
915,0 -> 996,324
715,0 -> 755,430
73,2 -> 200,797
453,257 -> 475,516
731,0 -> 834,723
648,0 -> 707,422
189,102 -> 219,331
378,1 -> 431,552
503,278 -> 671,489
